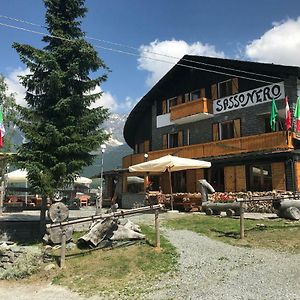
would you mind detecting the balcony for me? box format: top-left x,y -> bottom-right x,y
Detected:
170,97 -> 213,125
123,131 -> 293,168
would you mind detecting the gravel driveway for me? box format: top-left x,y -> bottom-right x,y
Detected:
0,228 -> 300,300
143,229 -> 300,300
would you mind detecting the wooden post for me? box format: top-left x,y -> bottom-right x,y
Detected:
60,226 -> 66,268
0,181 -> 4,217
155,209 -> 160,250
239,201 -> 244,239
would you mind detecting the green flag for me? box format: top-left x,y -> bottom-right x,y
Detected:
270,98 -> 278,131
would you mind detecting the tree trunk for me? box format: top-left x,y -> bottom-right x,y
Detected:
40,195 -> 47,238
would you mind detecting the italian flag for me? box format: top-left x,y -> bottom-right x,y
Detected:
295,96 -> 300,132
285,96 -> 291,131
0,106 -> 5,148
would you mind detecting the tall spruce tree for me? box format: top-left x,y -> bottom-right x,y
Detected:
12,0 -> 109,233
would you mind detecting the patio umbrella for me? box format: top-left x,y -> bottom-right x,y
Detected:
129,155 -> 211,210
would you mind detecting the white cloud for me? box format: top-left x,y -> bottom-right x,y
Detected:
246,17 -> 300,66
89,86 -> 139,113
4,67 -> 29,107
138,39 -> 225,87
89,85 -> 119,111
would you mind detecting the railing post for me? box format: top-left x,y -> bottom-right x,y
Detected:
155,209 -> 160,250
60,226 -> 66,268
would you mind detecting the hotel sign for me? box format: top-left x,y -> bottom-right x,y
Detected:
213,82 -> 285,114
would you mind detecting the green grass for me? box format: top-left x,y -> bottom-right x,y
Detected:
164,214 -> 300,253
27,225 -> 178,298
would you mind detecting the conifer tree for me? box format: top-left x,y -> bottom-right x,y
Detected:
12,0 -> 109,233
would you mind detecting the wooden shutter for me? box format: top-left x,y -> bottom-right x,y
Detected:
163,134 -> 168,149
236,165 -> 246,191
178,130 -> 183,147
144,140 -> 150,153
200,88 -> 205,98
162,100 -> 167,114
212,123 -> 219,141
211,84 -> 218,100
224,166 -> 235,192
272,162 -> 286,191
232,78 -> 239,94
233,119 -> 241,138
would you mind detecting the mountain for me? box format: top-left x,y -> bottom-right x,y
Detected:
9,113 -> 133,177
81,113 -> 133,177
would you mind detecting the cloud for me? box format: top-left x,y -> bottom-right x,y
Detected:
245,17 -> 300,66
4,67 -> 29,107
138,39 -> 225,87
89,86 -> 139,113
89,85 -> 119,111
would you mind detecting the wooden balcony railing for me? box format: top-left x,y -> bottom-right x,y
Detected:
170,98 -> 213,121
123,131 -> 293,168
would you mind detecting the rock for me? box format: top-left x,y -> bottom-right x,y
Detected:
44,263 -> 56,271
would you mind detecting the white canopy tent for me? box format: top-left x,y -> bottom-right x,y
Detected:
6,169 -> 92,185
5,169 -> 92,204
129,155 -> 211,210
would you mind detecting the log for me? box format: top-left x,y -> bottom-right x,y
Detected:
78,218 -> 116,247
202,201 -> 242,216
273,200 -> 300,220
277,207 -> 300,220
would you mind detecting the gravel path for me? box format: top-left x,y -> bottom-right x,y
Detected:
143,229 -> 300,300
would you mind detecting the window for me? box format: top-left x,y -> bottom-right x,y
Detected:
212,119 -> 241,141
206,167 -> 224,192
172,171 -> 186,193
248,164 -> 272,191
218,78 -> 239,98
167,97 -> 177,113
218,79 -> 233,98
162,130 -> 183,149
190,90 -> 201,101
265,116 -> 284,133
220,121 -> 234,140
169,132 -> 179,148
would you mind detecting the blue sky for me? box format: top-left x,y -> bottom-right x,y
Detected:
1,0 -> 300,114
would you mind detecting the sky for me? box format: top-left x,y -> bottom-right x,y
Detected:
0,0 -> 300,114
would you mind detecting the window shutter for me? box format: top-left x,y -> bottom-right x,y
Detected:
212,123 -> 219,141
211,84 -> 218,100
233,119 -> 241,138
178,130 -> 183,147
232,78 -> 239,94
163,134 -> 168,149
162,100 -> 167,114
144,140 -> 150,152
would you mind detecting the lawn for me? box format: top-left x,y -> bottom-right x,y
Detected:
25,224 -> 178,298
164,214 -> 300,253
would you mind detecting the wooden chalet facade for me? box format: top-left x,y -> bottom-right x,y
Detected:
122,55 -> 300,194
